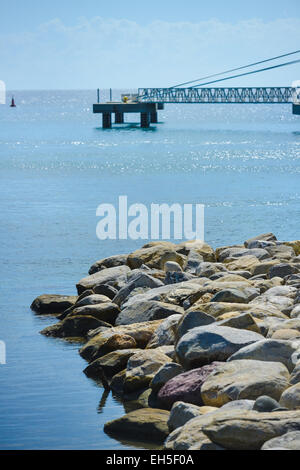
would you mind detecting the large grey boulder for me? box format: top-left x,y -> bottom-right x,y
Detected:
244,233 -> 277,248
88,254 -> 128,274
76,265 -> 131,294
146,314 -> 182,348
175,310 -> 215,342
113,272 -> 164,306
115,300 -> 183,326
176,324 -> 263,369
218,247 -> 270,263
228,339 -> 299,372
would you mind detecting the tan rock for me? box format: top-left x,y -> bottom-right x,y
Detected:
127,245 -> 186,270
79,320 -> 162,361
191,302 -> 287,320
104,408 -> 170,443
124,349 -> 171,393
272,329 -> 300,340
201,359 -> 290,407
202,409 -> 300,450
176,240 -> 215,262
226,256 -> 260,272
284,241 -> 300,256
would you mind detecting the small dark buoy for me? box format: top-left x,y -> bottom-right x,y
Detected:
10,96 -> 16,107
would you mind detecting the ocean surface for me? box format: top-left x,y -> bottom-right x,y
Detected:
0,89 -> 299,449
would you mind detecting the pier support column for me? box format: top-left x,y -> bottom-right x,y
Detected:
150,111 -> 158,123
141,112 -> 150,128
115,112 -> 124,124
102,113 -> 112,128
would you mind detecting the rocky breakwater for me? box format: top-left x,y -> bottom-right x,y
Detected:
31,234 -> 300,449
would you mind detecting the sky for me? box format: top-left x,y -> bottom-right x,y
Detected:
1,0 -> 300,89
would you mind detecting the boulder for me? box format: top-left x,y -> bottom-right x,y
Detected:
290,362 -> 300,385
165,410 -> 227,450
69,303 -> 120,325
267,318 -> 300,337
244,233 -> 277,248
271,329 -> 300,340
88,254 -> 128,274
191,301 -> 287,321
221,399 -> 254,411
79,320 -> 162,361
201,360 -> 290,407
228,339 -> 299,372
226,256 -> 260,272
123,281 -> 205,309
164,261 -> 182,273
216,312 -> 261,333
266,244 -> 296,260
76,265 -> 130,294
110,369 -> 127,396
202,409 -> 300,450
167,402 -> 216,432
115,300 -> 183,326
218,247 -> 270,263
31,294 -> 77,314
195,262 -> 226,278
280,383 -> 300,410
113,272 -> 164,306
74,294 -> 112,308
176,324 -> 263,369
146,314 -> 182,349
291,305 -> 300,319
210,287 -> 259,304
184,249 -> 204,274
84,349 -> 140,379
176,240 -> 215,262
164,271 -> 196,285
124,349 -> 170,393
175,310 -> 215,342
93,284 -> 118,299
40,315 -> 107,338
284,240 -> 300,256
158,363 -> 222,409
127,245 -> 186,270
253,395 -> 281,412
269,263 -> 297,279
104,408 -> 170,443
261,431 -> 300,450
150,363 -> 184,392
251,260 -> 281,276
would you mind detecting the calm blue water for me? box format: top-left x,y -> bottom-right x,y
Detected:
0,90 -> 299,449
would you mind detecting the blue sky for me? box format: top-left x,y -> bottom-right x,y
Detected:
1,0 -> 300,89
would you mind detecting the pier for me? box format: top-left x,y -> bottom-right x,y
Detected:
93,87 -> 300,128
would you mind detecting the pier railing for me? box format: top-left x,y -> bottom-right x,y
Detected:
138,87 -> 295,104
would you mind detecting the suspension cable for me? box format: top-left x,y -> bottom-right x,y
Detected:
169,49 -> 300,89
190,58 -> 300,88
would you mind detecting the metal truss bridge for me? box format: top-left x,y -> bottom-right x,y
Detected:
138,87 -> 296,104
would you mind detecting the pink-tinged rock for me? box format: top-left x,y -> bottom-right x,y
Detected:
158,362 -> 222,409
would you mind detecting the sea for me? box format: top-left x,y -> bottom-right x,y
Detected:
0,89 -> 299,449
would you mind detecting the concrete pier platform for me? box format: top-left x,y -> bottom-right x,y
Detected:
93,102 -> 160,128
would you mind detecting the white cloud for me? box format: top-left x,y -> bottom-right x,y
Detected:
1,16 -> 300,89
